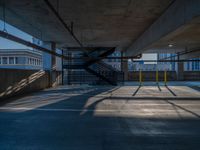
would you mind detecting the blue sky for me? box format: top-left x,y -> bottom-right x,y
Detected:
0,20 -> 33,49
0,20 -> 63,70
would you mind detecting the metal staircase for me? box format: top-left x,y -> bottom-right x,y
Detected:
63,48 -> 124,85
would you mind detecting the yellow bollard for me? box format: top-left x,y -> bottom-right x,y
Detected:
139,70 -> 142,86
164,70 -> 167,86
156,70 -> 159,85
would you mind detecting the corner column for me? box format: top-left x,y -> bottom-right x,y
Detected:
177,54 -> 184,81
121,52 -> 128,81
50,42 -> 57,87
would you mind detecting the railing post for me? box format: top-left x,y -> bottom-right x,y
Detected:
164,70 -> 167,86
156,70 -> 159,85
139,70 -> 142,86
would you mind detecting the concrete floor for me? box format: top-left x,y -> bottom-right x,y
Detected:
0,83 -> 200,150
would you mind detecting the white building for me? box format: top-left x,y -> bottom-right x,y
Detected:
0,49 -> 43,70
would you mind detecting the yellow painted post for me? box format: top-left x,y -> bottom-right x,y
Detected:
139,70 -> 142,86
164,70 -> 167,86
156,70 -> 159,85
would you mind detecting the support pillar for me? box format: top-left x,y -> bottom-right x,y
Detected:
177,54 -> 184,81
61,50 -> 64,85
121,52 -> 128,81
50,42 -> 57,87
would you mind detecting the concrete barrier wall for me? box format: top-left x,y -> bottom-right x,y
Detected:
183,71 -> 200,81
0,69 -> 50,100
53,71 -> 63,86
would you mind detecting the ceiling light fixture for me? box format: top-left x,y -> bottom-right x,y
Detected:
168,44 -> 173,47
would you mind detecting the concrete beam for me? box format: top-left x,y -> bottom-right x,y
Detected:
180,49 -> 200,59
125,0 -> 200,56
0,30 -> 69,59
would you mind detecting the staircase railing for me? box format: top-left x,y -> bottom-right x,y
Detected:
63,49 -> 124,85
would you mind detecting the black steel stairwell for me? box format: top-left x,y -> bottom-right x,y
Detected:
63,48 -> 124,85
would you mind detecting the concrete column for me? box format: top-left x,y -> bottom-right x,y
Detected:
50,42 -> 57,87
121,52 -> 128,81
177,54 -> 184,81
61,50 -> 64,85
67,51 -> 72,85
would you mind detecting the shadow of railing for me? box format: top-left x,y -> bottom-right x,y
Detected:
0,86 -> 116,112
0,70 -> 46,99
132,85 -> 141,96
165,100 -> 200,119
165,85 -> 177,96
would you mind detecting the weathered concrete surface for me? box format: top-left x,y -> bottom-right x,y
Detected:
0,84 -> 200,150
0,69 -> 62,100
126,0 -> 200,56
0,69 -> 50,100
0,0 -> 172,49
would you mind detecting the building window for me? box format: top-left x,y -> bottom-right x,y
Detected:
187,62 -> 190,71
15,57 -> 26,65
2,57 -> 8,64
195,59 -> 199,70
192,62 -> 195,70
9,57 -> 15,64
15,57 -> 19,64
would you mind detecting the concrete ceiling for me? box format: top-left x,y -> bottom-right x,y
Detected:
125,0 -> 200,57
0,0 -> 173,50
145,19 -> 200,53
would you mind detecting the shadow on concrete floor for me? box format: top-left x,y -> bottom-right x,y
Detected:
189,86 -> 200,92
165,85 -> 177,96
1,86 -> 200,149
165,100 -> 200,119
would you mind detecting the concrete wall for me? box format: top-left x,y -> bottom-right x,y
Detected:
183,71 -> 200,81
52,71 -> 63,87
0,69 -> 62,100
